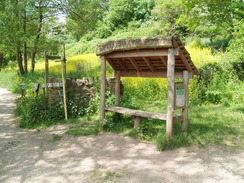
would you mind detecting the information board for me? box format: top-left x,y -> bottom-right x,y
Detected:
175,83 -> 186,109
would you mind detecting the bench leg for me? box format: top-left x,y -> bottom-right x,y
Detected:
133,116 -> 141,129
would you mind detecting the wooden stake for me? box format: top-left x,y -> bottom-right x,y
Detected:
100,56 -> 106,122
43,87 -> 46,111
62,44 -> 68,120
182,70 -> 189,131
115,71 -> 121,106
44,50 -> 49,97
166,48 -> 176,138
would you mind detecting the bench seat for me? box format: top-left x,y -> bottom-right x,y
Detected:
105,106 -> 182,122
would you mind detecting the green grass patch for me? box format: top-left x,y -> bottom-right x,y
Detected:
0,69 -> 18,91
66,121 -> 100,136
49,135 -> 63,142
102,104 -> 244,151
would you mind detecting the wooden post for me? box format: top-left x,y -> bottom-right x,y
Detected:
100,56 -> 106,122
44,50 -> 49,96
42,85 -> 47,111
115,71 -> 121,106
166,48 -> 176,138
133,116 -> 141,129
182,71 -> 189,131
62,45 -> 68,120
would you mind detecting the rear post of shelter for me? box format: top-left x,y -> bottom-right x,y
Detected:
97,37 -> 199,138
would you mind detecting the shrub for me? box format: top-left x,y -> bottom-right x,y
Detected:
15,96 -> 64,128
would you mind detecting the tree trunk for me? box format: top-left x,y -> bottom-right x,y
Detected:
31,5 -> 43,72
23,4 -> 28,73
0,53 -> 3,71
16,48 -> 25,75
31,49 -> 37,72
23,42 -> 28,72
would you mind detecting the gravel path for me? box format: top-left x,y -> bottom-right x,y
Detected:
0,87 -> 243,183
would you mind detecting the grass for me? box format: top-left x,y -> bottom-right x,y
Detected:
101,103 -> 244,151
49,135 -> 62,142
91,169 -> 121,182
0,69 -> 18,91
66,121 -> 100,136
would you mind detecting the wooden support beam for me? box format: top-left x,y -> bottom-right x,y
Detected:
106,58 -> 117,71
143,57 -> 156,72
179,49 -> 193,72
182,70 -> 189,131
115,71 -> 121,106
172,39 -> 193,73
117,59 -> 128,71
129,58 -> 141,72
159,56 -> 167,66
105,49 -> 169,58
100,56 -> 106,122
166,48 -> 176,138
117,71 -> 193,79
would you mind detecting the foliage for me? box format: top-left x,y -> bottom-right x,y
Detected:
15,86 -> 97,129
65,0 -> 104,40
179,0 -> 244,39
15,96 -> 64,128
95,0 -> 156,38
153,0 -> 185,36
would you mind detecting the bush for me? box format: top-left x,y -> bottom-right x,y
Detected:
15,96 -> 64,128
15,92 -> 97,129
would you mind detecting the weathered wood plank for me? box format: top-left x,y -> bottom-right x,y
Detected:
97,37 -> 173,55
104,106 -> 182,122
129,58 -> 141,72
117,71 -> 189,79
105,49 -> 169,58
160,56 -> 167,66
106,58 -> 117,71
117,59 -> 128,71
179,49 -> 193,72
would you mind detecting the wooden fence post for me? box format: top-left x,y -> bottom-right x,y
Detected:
100,56 -> 106,123
62,45 -> 68,120
115,71 -> 121,106
182,70 -> 189,131
44,50 -> 49,97
166,48 -> 175,138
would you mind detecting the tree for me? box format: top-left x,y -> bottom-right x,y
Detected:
179,0 -> 244,39
65,0 -> 104,40
0,0 -> 64,74
153,0 -> 185,36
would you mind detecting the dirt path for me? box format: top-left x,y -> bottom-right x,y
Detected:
0,87 -> 243,183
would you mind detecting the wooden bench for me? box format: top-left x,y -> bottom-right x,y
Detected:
105,106 -> 183,128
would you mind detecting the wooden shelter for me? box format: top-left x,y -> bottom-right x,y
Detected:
96,36 -> 199,138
